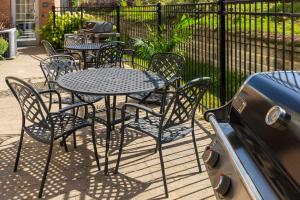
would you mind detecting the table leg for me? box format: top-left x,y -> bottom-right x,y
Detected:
112,95 -> 117,130
82,50 -> 87,70
104,96 -> 111,175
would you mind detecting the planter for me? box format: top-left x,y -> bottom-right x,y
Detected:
0,28 -> 17,59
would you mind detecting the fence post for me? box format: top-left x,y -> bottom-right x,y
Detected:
219,0 -> 226,105
80,6 -> 84,27
116,6 -> 121,33
157,3 -> 162,36
52,6 -> 56,28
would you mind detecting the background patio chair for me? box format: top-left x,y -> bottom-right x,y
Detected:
127,53 -> 186,109
40,55 -> 103,106
41,40 -> 82,67
5,76 -> 100,198
95,41 -> 125,68
115,77 -> 210,198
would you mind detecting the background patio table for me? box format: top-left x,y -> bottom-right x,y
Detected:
57,68 -> 167,175
64,43 -> 102,70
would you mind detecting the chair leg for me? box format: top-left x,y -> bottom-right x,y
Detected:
73,132 -> 77,149
191,129 -> 202,173
154,140 -> 158,154
38,143 -> 54,198
158,143 -> 169,198
91,123 -> 101,171
114,125 -> 125,174
14,128 -> 24,172
62,137 -> 68,152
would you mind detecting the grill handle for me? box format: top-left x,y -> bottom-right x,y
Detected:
207,113 -> 263,200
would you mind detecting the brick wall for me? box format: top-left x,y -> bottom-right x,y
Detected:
0,0 -> 11,20
39,0 -> 54,27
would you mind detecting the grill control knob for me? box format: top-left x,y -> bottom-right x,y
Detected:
203,147 -> 219,168
265,106 -> 291,129
214,174 -> 231,196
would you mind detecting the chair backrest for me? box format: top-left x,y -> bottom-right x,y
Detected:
64,34 -> 86,47
162,77 -> 210,129
41,40 -> 56,56
96,41 -> 124,68
40,55 -> 78,90
148,53 -> 186,83
5,77 -> 50,127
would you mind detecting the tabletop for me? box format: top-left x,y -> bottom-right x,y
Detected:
57,68 -> 167,96
64,43 -> 102,51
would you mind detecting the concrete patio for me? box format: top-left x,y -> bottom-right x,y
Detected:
0,46 -> 215,200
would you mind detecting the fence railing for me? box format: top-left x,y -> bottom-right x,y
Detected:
52,0 -> 300,109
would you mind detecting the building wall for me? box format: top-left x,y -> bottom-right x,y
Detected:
39,0 -> 54,27
0,0 -> 11,21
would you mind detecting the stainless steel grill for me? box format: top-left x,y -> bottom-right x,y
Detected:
203,71 -> 300,199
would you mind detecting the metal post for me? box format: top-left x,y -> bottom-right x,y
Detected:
157,3 -> 162,36
116,6 -> 121,33
80,6 -> 84,27
219,0 -> 226,105
52,6 -> 56,28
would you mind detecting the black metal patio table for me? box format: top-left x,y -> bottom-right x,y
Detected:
56,68 -> 167,175
64,43 -> 102,70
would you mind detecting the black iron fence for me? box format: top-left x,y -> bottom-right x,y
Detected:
52,0 -> 300,109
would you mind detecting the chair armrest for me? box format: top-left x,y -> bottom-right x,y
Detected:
38,89 -> 62,110
167,76 -> 182,86
122,103 -> 163,117
123,49 -> 135,56
55,49 -> 67,53
58,102 -> 90,113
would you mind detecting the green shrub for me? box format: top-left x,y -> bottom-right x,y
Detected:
39,12 -> 95,49
0,37 -> 8,60
134,15 -> 198,60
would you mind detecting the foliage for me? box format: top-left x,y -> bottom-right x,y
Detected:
134,15 -> 198,60
0,14 -> 12,30
0,37 -> 8,60
39,12 -> 95,49
121,0 -> 128,7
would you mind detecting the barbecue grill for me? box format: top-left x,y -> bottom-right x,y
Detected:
79,21 -> 120,42
203,71 -> 300,199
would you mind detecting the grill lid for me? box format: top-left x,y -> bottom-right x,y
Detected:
229,71 -> 300,198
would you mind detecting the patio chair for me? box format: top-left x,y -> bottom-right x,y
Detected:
127,53 -> 186,108
5,76 -> 100,198
40,56 -> 104,148
95,41 -> 125,68
40,55 -> 103,105
41,40 -> 82,67
115,77 -> 210,197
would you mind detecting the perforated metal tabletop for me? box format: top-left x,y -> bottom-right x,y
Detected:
57,68 -> 167,95
64,43 -> 103,51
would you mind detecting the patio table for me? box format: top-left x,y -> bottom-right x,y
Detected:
64,43 -> 102,70
57,68 -> 167,175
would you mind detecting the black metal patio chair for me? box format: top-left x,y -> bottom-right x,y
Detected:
6,76 -> 100,198
115,77 -> 210,198
95,41 -> 125,68
40,55 -> 103,106
41,40 -> 82,67
127,53 -> 186,108
40,56 -> 104,148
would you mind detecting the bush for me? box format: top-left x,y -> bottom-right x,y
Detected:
39,12 -> 95,49
134,15 -> 198,60
0,37 -> 8,60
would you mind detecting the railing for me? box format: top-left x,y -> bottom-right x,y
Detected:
52,0 -> 300,109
